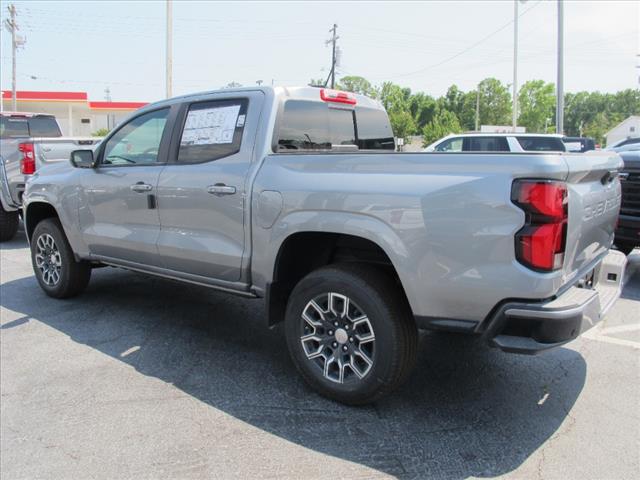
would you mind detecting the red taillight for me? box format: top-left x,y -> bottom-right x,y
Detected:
512,180 -> 568,272
320,88 -> 357,105
19,142 -> 36,174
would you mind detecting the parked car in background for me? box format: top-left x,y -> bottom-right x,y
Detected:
22,86 -> 626,404
615,150 -> 640,255
0,112 -> 102,241
606,136 -> 640,152
562,136 -> 595,153
424,133 -> 566,152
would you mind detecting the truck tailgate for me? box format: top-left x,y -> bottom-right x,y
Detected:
562,151 -> 623,283
35,137 -> 102,166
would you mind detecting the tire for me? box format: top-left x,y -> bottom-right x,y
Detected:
285,263 -> 417,405
0,204 -> 19,242
615,242 -> 636,256
30,218 -> 91,298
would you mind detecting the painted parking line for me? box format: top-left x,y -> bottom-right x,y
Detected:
582,324 -> 640,349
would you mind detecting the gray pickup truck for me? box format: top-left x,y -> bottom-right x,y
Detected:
0,112 -> 101,241
22,86 -> 626,404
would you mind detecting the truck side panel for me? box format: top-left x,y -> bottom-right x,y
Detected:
252,152 -> 575,323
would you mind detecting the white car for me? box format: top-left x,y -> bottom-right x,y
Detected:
424,133 -> 567,153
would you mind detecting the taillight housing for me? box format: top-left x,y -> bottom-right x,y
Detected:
320,88 -> 357,105
19,142 -> 36,174
512,179 -> 568,272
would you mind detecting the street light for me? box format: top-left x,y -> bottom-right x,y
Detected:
513,0 -> 528,132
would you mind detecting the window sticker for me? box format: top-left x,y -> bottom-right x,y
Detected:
236,114 -> 246,128
181,104 -> 241,146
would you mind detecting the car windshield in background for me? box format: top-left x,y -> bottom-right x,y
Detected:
28,116 -> 62,137
277,100 -> 394,152
0,117 -> 30,138
516,136 -> 566,152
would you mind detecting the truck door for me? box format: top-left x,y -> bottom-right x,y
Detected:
78,106 -> 175,266
155,91 -> 264,282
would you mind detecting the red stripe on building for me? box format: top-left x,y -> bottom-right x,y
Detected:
2,90 -> 88,101
88,101 -> 148,110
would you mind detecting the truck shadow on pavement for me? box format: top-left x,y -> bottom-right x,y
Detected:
0,265 -> 587,479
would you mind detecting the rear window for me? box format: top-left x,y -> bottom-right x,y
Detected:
0,117 -> 29,138
28,116 -> 62,137
516,136 -> 566,152
276,100 -> 394,152
0,116 -> 61,139
463,136 -> 509,152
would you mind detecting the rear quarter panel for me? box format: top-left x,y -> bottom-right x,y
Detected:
252,152 -> 573,323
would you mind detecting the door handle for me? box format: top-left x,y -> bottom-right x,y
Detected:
207,184 -> 236,196
130,182 -> 153,193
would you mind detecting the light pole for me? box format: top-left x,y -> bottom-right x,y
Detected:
556,0 -> 564,134
166,0 -> 173,99
512,0 -> 519,132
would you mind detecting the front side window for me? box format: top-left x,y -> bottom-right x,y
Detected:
177,99 -> 247,163
516,136 -> 566,152
277,100 -> 355,151
464,136 -> 509,152
102,108 -> 169,166
435,137 -> 463,152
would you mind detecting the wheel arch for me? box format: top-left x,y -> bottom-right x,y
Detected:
264,225 -> 414,327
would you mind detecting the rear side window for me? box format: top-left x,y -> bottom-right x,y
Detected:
354,107 -> 394,150
277,101 -> 355,151
28,116 -> 62,137
0,117 -> 29,138
177,99 -> 247,163
517,136 -> 566,152
463,136 -> 509,152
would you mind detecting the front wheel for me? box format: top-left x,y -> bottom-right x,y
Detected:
31,218 -> 91,298
285,264 -> 417,405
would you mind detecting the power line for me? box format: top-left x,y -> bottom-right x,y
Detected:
373,0 -> 542,81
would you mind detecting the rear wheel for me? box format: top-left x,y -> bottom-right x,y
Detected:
31,218 -> 91,298
285,264 -> 417,405
0,205 -> 19,242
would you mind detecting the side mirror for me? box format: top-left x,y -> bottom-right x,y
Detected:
70,150 -> 95,168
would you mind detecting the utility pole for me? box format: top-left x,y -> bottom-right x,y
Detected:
475,86 -> 480,131
5,4 -> 25,112
512,0 -> 519,132
166,0 -> 173,98
325,24 -> 339,88
556,0 -> 564,134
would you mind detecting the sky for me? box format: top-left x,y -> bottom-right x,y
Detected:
1,0 -> 638,103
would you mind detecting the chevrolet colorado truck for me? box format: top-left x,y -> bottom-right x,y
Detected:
22,87 -> 626,404
0,112 -> 101,241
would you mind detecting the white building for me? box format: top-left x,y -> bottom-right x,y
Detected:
605,116 -> 639,147
1,90 -> 148,136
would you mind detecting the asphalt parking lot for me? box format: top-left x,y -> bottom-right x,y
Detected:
1,225 -> 639,480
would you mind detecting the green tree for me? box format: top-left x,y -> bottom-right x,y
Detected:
476,77 -> 512,126
518,80 -> 555,133
421,109 -> 462,146
337,76 -> 377,97
409,92 -> 437,130
224,81 -> 242,88
379,82 -> 412,113
388,110 -> 417,142
91,128 -> 109,137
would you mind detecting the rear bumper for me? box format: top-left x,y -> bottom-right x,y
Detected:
484,249 -> 627,354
